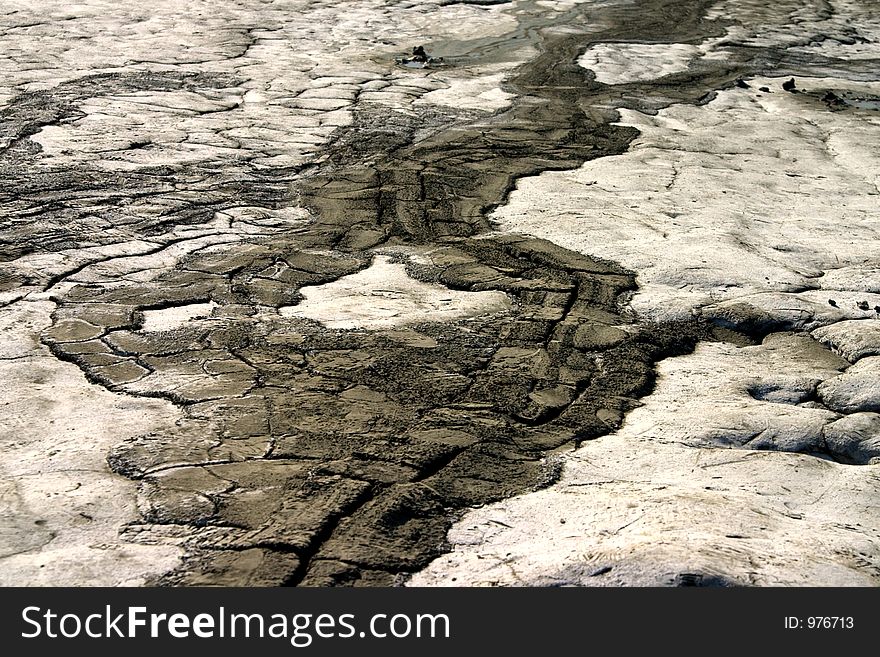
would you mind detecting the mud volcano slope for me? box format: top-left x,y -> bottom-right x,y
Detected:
3,0 -> 878,586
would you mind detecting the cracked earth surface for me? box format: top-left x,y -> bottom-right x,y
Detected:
1,0 -> 879,586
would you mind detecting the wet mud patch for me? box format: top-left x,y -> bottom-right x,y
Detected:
46,223 -> 713,584
0,68 -> 302,290
818,88 -> 880,111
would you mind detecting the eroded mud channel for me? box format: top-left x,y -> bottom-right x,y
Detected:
2,0 -> 879,585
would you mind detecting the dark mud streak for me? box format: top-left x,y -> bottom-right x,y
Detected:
26,0 -> 855,585
0,70 -> 301,274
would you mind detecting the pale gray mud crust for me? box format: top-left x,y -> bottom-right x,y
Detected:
3,0 -> 879,585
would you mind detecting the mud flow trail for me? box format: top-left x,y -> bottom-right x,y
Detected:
2,0 -> 879,586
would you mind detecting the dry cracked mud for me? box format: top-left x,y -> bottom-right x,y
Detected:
2,0 -> 879,586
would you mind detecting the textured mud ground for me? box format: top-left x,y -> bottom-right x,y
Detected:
2,0 -> 879,586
